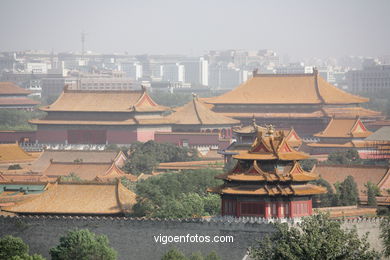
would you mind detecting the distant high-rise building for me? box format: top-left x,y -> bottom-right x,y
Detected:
182,57 -> 208,86
346,62 -> 390,93
162,63 -> 185,83
209,65 -> 248,89
275,63 -> 313,74
121,62 -> 143,80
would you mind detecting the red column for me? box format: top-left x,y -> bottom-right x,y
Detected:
289,201 -> 294,218
264,202 -> 270,218
221,198 -> 225,216
277,202 -> 282,218
236,201 -> 240,217
308,200 -> 313,215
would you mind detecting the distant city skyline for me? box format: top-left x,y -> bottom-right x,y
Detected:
0,0 -> 389,60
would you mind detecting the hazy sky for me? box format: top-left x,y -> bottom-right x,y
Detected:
0,0 -> 389,59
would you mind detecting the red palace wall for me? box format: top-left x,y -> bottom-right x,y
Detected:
0,131 -> 37,143
67,129 -> 107,144
107,130 -> 137,144
37,129 -> 67,143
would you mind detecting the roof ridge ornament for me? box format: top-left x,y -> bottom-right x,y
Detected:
265,124 -> 275,136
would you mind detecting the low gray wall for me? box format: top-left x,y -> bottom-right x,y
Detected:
0,216 -> 384,260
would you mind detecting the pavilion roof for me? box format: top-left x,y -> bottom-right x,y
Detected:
314,117 -> 372,138
204,71 -> 368,105
39,87 -> 168,112
216,161 -> 318,182
2,181 -> 136,215
208,183 -> 325,196
166,95 -> 240,125
234,128 -> 308,161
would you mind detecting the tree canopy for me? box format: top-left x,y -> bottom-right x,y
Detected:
122,141 -> 200,175
0,109 -> 45,131
133,169 -> 222,218
161,248 -> 220,260
336,175 -> 359,206
326,149 -> 362,165
380,216 -> 390,257
0,235 -> 45,260
49,229 -> 117,260
249,213 -> 380,260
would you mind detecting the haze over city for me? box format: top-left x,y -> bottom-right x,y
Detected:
1,0 -> 389,59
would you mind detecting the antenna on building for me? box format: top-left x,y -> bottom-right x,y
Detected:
81,31 -> 86,60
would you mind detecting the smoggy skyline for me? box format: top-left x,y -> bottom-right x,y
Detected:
0,0 -> 389,60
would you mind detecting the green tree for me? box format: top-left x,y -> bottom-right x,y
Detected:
299,159 -> 317,171
338,175 -> 359,206
162,248 -> 187,260
380,216 -> 390,257
249,213 -> 379,260
60,172 -> 82,182
311,178 -> 336,207
49,229 -> 117,260
161,249 -> 220,260
133,169 -> 222,218
366,181 -> 379,207
0,109 -> 46,131
0,235 -> 45,260
122,141 -> 199,175
326,149 -> 362,165
10,254 -> 45,260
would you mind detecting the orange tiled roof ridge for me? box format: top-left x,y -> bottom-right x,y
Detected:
167,95 -> 240,125
204,70 -> 368,105
41,161 -> 136,182
39,87 -> 168,112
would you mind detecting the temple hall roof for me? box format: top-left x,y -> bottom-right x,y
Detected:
204,71 -> 368,105
0,143 -> 35,163
39,87 -> 168,112
314,117 -> 372,138
2,181 -> 136,215
167,95 -> 240,125
30,150 -> 125,173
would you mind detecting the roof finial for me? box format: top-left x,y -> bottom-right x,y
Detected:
253,68 -> 259,77
251,114 -> 258,132
265,124 -> 275,136
192,93 -> 198,100
140,85 -> 146,92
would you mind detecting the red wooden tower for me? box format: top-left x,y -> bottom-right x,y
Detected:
208,126 -> 326,218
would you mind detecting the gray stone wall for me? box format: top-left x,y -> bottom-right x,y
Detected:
0,216 -> 384,260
